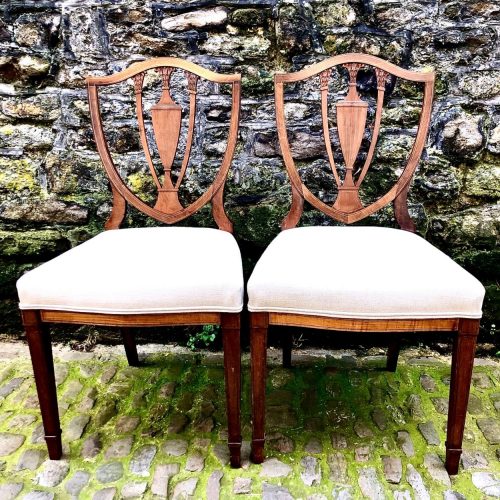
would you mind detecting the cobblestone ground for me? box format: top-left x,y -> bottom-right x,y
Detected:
0,343 -> 499,499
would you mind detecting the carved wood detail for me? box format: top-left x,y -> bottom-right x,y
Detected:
151,67 -> 183,213
133,73 -> 162,191
87,58 -> 241,230
320,69 -> 341,186
175,71 -> 198,191
275,53 -> 435,229
333,62 -> 367,212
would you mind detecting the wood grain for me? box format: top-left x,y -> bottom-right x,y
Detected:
87,58 -> 241,229
268,313 -> 459,332
446,318 -> 479,474
275,53 -> 435,227
40,310 -> 221,327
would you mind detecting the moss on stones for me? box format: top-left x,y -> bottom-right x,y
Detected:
0,158 -> 39,194
429,205 -> 499,250
315,3 -> 357,28
460,159 -> 500,200
242,69 -> 274,98
459,70 -> 500,99
126,172 -> 156,205
1,94 -> 60,121
230,8 -> 268,28
0,230 -> 70,259
229,203 -> 287,248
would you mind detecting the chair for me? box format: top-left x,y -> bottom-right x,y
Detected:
247,53 -> 485,474
17,58 -> 244,467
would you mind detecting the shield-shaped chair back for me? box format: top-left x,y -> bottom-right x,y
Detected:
275,53 -> 435,231
87,58 -> 241,232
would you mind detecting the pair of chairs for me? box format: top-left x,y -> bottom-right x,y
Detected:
16,54 -> 484,475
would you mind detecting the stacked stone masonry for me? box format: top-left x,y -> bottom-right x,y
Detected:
0,1 -> 498,331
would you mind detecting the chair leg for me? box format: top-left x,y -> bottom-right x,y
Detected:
386,336 -> 401,372
121,327 -> 139,366
22,310 -> 62,460
250,312 -> 268,464
221,313 -> 241,468
445,318 -> 479,475
282,332 -> 292,368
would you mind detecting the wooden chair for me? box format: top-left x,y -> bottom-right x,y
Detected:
17,58 -> 244,467
247,53 -> 485,474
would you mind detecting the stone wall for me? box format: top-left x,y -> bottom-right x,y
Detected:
0,1 -> 498,336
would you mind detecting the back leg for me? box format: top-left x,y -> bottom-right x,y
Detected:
121,328 -> 140,366
386,336 -> 401,372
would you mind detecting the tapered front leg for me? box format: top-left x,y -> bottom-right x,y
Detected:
386,336 -> 401,372
446,318 -> 480,475
22,310 -> 62,460
250,312 -> 268,464
121,328 -> 139,366
221,313 -> 241,468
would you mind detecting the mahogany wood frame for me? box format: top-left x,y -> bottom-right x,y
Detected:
21,58 -> 243,467
87,57 -> 241,231
249,54 -> 480,475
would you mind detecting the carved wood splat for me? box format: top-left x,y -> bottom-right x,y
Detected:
333,62 -> 367,212
151,67 -> 183,213
87,57 -> 241,230
132,68 -> 200,215
355,67 -> 390,188
275,53 -> 435,228
319,64 -> 389,213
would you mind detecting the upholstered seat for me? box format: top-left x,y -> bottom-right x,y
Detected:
18,227 -> 244,314
248,226 -> 484,320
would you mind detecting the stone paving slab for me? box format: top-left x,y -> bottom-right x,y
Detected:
0,343 -> 498,499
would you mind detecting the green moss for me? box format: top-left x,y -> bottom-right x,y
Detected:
0,229 -> 70,260
230,8 -> 268,27
126,172 -> 156,204
460,158 -> 500,200
315,3 -> 356,27
0,158 -> 40,193
383,104 -> 422,127
323,34 -> 352,55
229,203 -> 286,247
242,69 -> 274,98
0,355 -> 498,498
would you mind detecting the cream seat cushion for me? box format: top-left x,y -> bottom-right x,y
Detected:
17,227 -> 244,314
248,226 -> 484,319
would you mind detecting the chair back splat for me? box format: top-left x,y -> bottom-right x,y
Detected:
275,53 -> 435,231
87,58 -> 241,232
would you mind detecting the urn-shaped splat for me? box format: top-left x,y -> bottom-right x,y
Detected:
151,67 -> 183,213
336,63 -> 368,179
334,63 -> 367,211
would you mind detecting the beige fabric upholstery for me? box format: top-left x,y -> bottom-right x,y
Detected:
248,226 -> 484,319
18,227 -> 244,314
